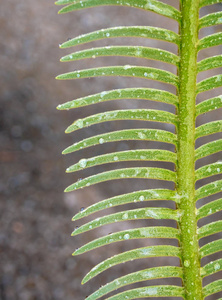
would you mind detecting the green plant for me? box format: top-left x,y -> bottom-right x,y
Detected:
55,0 -> 222,299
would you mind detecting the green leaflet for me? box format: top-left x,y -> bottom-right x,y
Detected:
56,0 -> 181,22
200,239 -> 222,258
201,258 -> 222,277
198,32 -> 222,51
196,74 -> 222,93
82,245 -> 181,283
73,226 -> 179,256
67,150 -> 176,173
86,266 -> 183,300
106,285 -> 185,299
195,162 -> 222,181
198,220 -> 222,239
72,207 -> 179,236
61,46 -> 180,66
195,120 -> 222,139
195,95 -> 222,116
62,129 -> 177,154
56,65 -> 179,87
65,167 -> 176,192
203,280 -> 222,298
197,55 -> 222,72
199,12 -> 222,28
72,189 -> 178,221
195,139 -> 222,161
57,88 -> 178,110
66,109 -> 177,133
197,198 -> 222,220
195,179 -> 222,201
59,26 -> 180,48
200,0 -> 222,8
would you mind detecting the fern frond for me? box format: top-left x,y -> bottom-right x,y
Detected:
56,0 -> 222,298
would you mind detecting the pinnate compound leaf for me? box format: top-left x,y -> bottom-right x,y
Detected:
86,266 -> 183,300
56,1 -> 222,298
82,245 -> 181,283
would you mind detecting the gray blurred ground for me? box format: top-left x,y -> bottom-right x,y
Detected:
0,1 -> 221,299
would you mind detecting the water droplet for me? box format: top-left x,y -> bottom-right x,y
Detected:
79,159 -> 87,168
99,138 -> 104,144
80,207 -> 85,212
139,195 -> 145,201
138,132 -> 146,139
123,65 -> 131,70
122,213 -> 128,219
113,156 -> 119,161
123,233 -> 130,240
75,119 -> 84,128
106,32 -> 110,37
214,262 -> 220,271
184,260 -> 190,267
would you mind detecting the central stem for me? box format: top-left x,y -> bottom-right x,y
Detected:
177,0 -> 202,299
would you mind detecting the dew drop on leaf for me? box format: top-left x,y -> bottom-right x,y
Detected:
79,159 -> 87,168
184,260 -> 190,267
123,233 -> 130,240
139,195 -> 145,201
214,262 -> 220,271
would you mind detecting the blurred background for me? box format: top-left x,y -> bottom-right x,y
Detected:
0,1 -> 221,299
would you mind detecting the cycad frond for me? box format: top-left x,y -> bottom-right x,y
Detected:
56,0 -> 222,299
